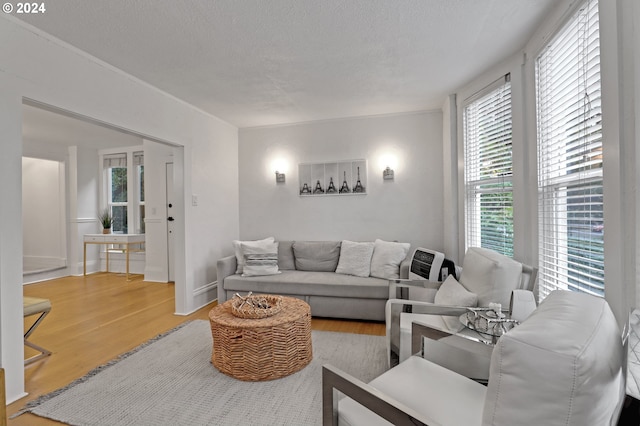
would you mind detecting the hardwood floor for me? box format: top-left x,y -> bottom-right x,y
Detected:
8,273 -> 384,425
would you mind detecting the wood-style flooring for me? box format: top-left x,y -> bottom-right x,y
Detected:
7,273 -> 384,425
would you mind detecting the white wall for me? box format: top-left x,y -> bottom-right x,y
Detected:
0,16 -> 239,402
22,157 -> 66,270
238,111 -> 444,251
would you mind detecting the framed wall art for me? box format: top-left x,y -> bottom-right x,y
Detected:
299,159 -> 367,197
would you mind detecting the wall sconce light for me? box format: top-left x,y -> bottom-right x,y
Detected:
383,166 -> 394,181
275,171 -> 286,183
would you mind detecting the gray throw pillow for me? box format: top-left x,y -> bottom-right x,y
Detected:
293,241 -> 341,272
277,241 -> 296,270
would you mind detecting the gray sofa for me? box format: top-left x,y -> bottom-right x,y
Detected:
217,240 -> 410,321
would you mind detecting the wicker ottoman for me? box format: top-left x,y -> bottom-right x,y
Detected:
209,296 -> 312,381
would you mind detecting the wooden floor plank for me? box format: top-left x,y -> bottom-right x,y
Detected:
8,273 -> 384,425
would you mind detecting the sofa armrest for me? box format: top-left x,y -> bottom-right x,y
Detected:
385,299 -> 469,367
411,322 -> 491,383
216,255 -> 237,303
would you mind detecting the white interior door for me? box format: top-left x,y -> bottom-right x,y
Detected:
166,162 -> 175,282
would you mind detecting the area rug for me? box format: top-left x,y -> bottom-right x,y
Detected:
16,320 -> 387,425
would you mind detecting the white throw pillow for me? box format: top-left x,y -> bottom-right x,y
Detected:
232,237 -> 275,274
335,240 -> 375,277
434,275 -> 478,332
459,247 -> 522,307
369,239 -> 410,280
241,242 -> 280,277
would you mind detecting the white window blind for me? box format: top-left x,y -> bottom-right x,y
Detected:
103,153 -> 127,168
536,0 -> 603,299
463,77 -> 514,257
133,151 -> 144,167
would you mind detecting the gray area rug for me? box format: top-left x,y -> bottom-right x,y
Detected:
17,320 -> 387,425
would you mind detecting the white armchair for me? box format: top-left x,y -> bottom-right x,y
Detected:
323,290 -> 626,425
386,247 -> 537,365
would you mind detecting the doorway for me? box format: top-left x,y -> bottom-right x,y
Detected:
22,157 -> 67,279
21,100 -> 187,312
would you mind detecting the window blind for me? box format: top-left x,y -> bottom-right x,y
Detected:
133,151 -> 144,167
536,0 -> 603,299
103,153 -> 127,168
463,77 -> 514,257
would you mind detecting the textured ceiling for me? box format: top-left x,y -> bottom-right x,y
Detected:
17,0 -> 556,128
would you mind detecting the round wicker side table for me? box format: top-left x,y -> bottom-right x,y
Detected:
208,296 -> 312,381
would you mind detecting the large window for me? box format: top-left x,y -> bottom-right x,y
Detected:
102,150 -> 145,234
463,76 -> 513,257
536,0 -> 603,299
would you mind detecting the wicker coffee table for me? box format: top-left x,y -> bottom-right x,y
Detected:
209,296 -> 312,381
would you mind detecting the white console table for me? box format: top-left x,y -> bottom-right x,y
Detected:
83,233 -> 145,280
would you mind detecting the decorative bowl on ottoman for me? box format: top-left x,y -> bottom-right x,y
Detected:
231,293 -> 283,319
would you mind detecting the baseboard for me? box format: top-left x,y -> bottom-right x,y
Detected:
6,391 -> 28,405
23,256 -> 66,273
194,281 -> 217,297
175,281 -> 218,316
144,265 -> 169,282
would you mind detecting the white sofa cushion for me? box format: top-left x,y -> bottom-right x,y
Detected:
434,275 -> 478,331
336,240 -> 375,277
482,290 -> 624,425
459,247 -> 522,307
370,239 -> 410,280
241,241 -> 280,277
232,237 -> 275,274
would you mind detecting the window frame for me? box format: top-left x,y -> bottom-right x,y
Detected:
534,0 -> 604,300
99,147 -> 145,235
462,75 -> 515,257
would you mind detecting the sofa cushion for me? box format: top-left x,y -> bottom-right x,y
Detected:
241,242 -> 280,277
483,290 -> 624,425
434,275 -> 478,331
224,270 -> 389,299
459,247 -> 522,307
336,240 -> 375,278
293,241 -> 341,272
277,241 -> 296,270
370,239 -> 410,280
232,237 -> 275,274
